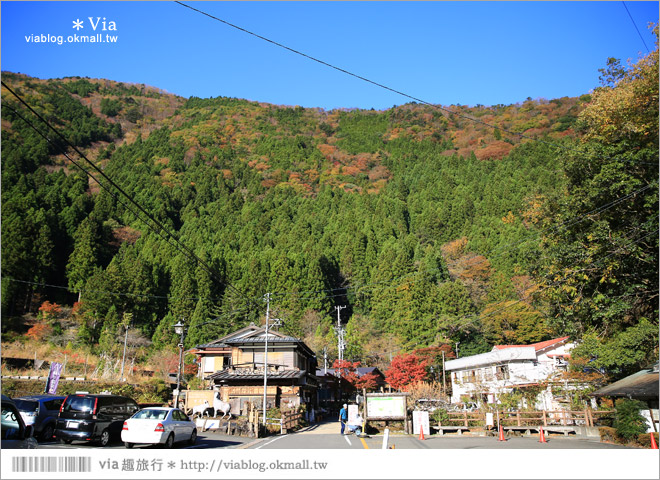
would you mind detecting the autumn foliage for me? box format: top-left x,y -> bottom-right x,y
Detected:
332,359 -> 380,391
384,353 -> 429,391
26,323 -> 53,342
38,301 -> 62,319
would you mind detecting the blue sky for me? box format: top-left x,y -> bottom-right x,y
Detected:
2,1 -> 658,110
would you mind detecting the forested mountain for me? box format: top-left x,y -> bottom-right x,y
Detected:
1,38 -> 657,381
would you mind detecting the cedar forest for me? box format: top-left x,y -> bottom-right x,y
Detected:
1,31 -> 658,387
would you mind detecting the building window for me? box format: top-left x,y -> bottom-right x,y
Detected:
496,365 -> 510,380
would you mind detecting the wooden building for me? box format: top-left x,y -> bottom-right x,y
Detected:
193,324 -> 318,415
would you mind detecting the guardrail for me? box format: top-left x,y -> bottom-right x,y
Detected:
438,409 -> 614,429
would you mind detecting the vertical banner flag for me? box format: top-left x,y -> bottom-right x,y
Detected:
45,362 -> 63,394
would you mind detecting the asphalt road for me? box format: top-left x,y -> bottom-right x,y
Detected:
37,421 -> 632,450
247,427 -> 633,450
37,431 -> 255,450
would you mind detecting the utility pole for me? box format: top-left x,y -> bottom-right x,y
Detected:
334,305 -> 346,403
323,347 -> 328,375
262,293 -> 281,427
262,293 -> 270,427
335,305 -> 347,362
442,351 -> 446,395
120,323 -> 129,381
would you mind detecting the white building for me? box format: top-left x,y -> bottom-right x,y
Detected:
445,336 -> 574,409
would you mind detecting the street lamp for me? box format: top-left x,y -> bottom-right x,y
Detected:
172,319 -> 186,409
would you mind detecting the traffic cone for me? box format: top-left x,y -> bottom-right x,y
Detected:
538,427 -> 547,443
650,432 -> 658,449
419,427 -> 425,441
498,424 -> 507,442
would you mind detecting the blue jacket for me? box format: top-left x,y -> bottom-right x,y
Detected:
339,407 -> 348,421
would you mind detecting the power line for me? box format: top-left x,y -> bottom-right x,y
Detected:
622,2 -> 651,53
1,277 -> 266,306
174,1 -> 658,167
1,81 -> 265,319
396,226 -> 659,353
252,182 -> 653,305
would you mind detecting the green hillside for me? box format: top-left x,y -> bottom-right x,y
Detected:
1,42 -> 657,381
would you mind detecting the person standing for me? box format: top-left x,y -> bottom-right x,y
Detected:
339,403 -> 348,434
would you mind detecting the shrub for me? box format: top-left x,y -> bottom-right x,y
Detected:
430,408 -> 450,425
637,432 -> 659,448
598,426 -> 620,443
613,399 -> 648,441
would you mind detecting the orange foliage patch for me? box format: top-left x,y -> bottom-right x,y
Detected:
111,225 -> 141,245
342,165 -> 362,176
317,144 -> 337,159
501,211 -> 516,224
474,140 -> 513,160
39,301 -> 62,318
441,237 -> 468,260
368,165 -> 390,182
26,323 -> 52,342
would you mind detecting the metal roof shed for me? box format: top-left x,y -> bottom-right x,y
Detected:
591,363 -> 659,401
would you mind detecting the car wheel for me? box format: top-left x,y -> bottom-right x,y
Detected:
164,433 -> 174,449
41,424 -> 54,442
124,442 -> 134,449
99,429 -> 110,447
189,429 -> 197,445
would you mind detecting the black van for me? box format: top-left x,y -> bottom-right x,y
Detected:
54,394 -> 139,446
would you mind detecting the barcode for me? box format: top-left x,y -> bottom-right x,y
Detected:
12,456 -> 91,473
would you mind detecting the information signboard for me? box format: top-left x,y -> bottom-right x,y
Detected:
365,395 -> 406,420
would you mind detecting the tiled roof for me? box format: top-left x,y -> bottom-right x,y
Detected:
315,367 -> 384,378
196,342 -> 230,349
493,336 -> 570,352
225,336 -> 301,344
206,369 -> 306,381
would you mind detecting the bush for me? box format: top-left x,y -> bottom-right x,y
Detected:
598,426 -> 620,443
613,399 -> 648,441
430,408 -> 450,425
637,432 -> 659,448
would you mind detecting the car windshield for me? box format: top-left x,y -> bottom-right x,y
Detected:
62,396 -> 95,413
14,400 -> 38,412
133,409 -> 168,420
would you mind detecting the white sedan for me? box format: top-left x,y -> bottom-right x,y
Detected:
121,407 -> 197,448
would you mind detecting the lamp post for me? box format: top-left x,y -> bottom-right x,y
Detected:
172,319 -> 186,409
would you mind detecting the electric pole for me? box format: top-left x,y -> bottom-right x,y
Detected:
334,305 -> 347,404
335,305 -> 347,362
263,293 -> 270,426
323,347 -> 328,375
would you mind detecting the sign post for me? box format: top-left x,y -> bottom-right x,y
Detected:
412,410 -> 430,436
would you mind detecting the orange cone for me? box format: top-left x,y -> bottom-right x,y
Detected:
419,427 -> 425,441
538,427 -> 547,443
650,433 -> 659,449
498,424 -> 507,442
